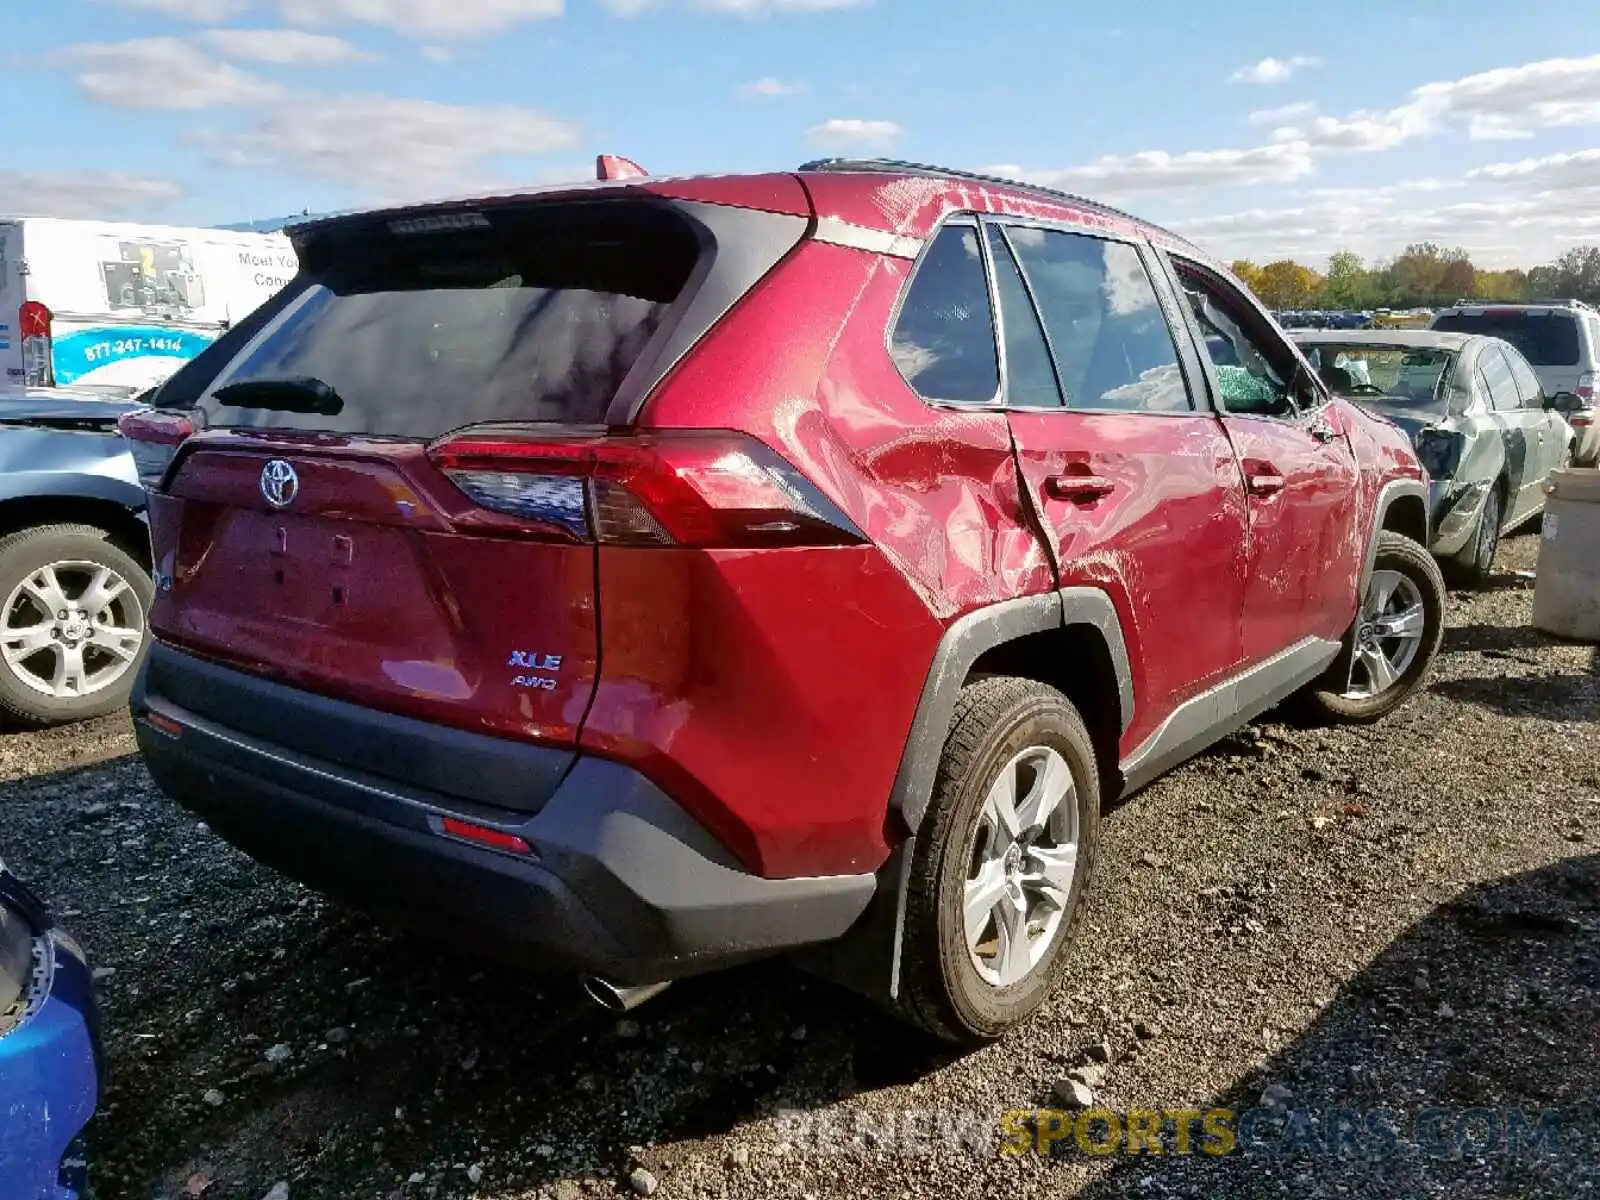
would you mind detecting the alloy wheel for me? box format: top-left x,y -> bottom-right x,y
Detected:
1342,569 -> 1426,700
963,745 -> 1079,988
0,561 -> 146,699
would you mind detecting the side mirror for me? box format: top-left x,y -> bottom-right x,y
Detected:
1546,391 -> 1584,414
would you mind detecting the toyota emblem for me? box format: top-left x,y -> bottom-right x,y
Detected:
260,459 -> 299,509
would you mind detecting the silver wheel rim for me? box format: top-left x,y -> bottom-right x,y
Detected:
1476,494 -> 1499,571
1342,569 -> 1425,700
963,745 -> 1078,988
0,560 -> 145,700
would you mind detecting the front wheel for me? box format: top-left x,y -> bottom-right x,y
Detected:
1449,484 -> 1502,587
0,524 -> 153,726
1297,531 -> 1444,724
893,677 -> 1100,1045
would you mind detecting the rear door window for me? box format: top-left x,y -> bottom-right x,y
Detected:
984,226 -> 1061,408
1008,228 -> 1191,412
1479,347 -> 1521,412
1503,346 -> 1545,407
196,201 -> 701,437
1433,310 -> 1580,367
891,224 -> 1000,404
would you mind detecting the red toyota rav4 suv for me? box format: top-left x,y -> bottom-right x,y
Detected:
121,160 -> 1443,1044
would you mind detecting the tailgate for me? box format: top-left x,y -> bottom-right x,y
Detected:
152,437 -> 598,766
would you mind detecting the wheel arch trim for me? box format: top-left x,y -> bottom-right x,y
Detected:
887,587 -> 1133,836
1362,478 -> 1429,593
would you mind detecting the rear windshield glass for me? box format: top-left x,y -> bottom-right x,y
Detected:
194,201 -> 701,437
1431,311 -> 1579,366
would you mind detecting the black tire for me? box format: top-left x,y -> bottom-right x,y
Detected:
893,677 -> 1100,1045
1448,482 -> 1503,587
1298,531 -> 1444,724
0,524 -> 154,726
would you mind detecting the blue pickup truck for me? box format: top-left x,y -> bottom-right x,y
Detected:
0,386 -> 150,726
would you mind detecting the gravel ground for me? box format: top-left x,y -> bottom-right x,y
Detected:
3,529 -> 1597,1200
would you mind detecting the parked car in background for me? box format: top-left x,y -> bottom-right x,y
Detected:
0,218 -> 296,393
0,387 -> 153,725
0,857 -> 98,1200
1294,329 -> 1577,584
121,158 -> 1443,1044
1431,301 -> 1600,465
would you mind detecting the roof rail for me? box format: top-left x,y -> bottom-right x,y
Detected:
796,157 -> 1189,245
1449,297 -> 1596,311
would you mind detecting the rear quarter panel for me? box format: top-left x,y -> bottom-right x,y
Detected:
611,238 -> 1054,877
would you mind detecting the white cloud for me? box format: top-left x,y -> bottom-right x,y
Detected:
0,170 -> 182,219
420,44 -> 451,60
1468,148 -> 1600,191
1229,55 -> 1321,85
207,93 -> 582,200
198,29 -> 373,65
1168,175 -> 1600,270
805,117 -> 902,148
1248,101 -> 1316,125
1412,54 -> 1600,139
276,0 -> 563,38
698,0 -> 868,11
1269,54 -> 1600,155
990,141 -> 1316,196
609,0 -> 868,11
59,38 -> 281,110
1270,111 -> 1423,152
739,76 -> 804,97
111,0 -> 249,19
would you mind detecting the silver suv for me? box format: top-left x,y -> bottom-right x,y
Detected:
1431,300 -> 1599,464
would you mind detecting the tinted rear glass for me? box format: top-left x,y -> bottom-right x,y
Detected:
1431,311 -> 1579,366
195,201 -> 701,437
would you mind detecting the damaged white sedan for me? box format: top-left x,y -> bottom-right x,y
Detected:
1293,329 -> 1579,585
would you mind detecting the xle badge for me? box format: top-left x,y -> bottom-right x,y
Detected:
509,650 -> 562,691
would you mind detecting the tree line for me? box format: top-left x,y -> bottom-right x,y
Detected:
1230,244 -> 1600,312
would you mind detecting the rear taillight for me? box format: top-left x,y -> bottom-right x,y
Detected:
1577,372 -> 1595,402
116,409 -> 196,489
427,429 -> 867,548
19,301 -> 52,388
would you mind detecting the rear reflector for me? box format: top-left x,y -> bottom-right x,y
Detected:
143,712 -> 183,737
117,408 -> 196,489
428,429 -> 867,549
438,817 -> 534,856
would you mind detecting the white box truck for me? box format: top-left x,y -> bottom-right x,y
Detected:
0,218 -> 297,392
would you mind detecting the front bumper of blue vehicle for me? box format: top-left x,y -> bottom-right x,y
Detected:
0,891 -> 99,1200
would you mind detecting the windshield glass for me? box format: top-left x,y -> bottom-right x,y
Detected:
1296,343 -> 1456,409
1431,311 -> 1579,366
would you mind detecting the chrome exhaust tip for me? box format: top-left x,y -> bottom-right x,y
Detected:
582,977 -> 672,1013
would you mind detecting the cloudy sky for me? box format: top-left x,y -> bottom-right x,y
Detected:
7,0 -> 1600,268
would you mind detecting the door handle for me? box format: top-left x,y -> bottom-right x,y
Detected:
1247,473 -> 1286,497
1044,474 -> 1116,502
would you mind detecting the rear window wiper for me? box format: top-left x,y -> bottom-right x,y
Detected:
213,375 -> 345,416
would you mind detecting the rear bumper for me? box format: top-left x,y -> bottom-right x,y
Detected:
1571,416 -> 1599,466
0,933 -> 98,1200
132,644 -> 876,984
